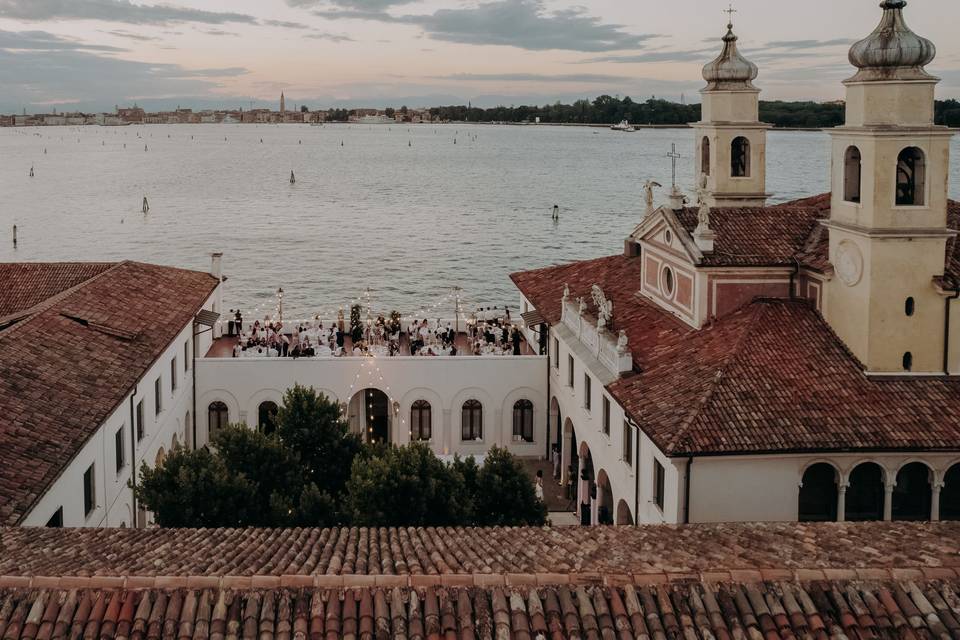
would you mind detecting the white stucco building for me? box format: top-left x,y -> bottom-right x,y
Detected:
0,259 -> 222,527
512,1 -> 960,527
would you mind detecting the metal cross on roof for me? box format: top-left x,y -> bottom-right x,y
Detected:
666,143 -> 682,188
724,3 -> 737,26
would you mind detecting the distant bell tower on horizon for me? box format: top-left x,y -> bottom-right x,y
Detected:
280,92 -> 286,114
691,5 -> 771,208
824,0 -> 953,374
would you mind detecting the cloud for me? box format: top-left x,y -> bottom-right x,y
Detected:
0,28 -> 126,51
764,38 -> 854,50
262,19 -> 311,29
202,29 -> 239,37
0,0 -> 259,26
289,0 -> 417,8
99,29 -> 160,42
584,49 -> 714,64
315,0 -> 657,52
303,32 -> 355,42
436,72 -> 633,84
0,29 -> 247,111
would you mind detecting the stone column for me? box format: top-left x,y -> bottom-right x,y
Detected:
932,482 -> 944,521
442,408 -> 452,454
883,481 -> 895,521
837,483 -> 848,522
590,485 -> 599,526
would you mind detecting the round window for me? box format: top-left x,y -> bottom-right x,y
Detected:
662,267 -> 675,297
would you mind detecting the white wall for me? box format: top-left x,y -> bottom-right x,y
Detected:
689,452 -> 960,523
547,322 -> 686,526
195,353 -> 549,458
22,288 -> 220,528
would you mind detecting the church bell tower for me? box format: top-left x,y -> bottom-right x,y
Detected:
692,14 -> 771,207
825,0 -> 953,374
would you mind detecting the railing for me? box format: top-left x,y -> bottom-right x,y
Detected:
560,298 -> 633,377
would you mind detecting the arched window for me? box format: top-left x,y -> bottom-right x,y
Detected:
892,462 -> 932,521
903,352 -> 913,372
513,399 -> 534,442
731,136 -> 751,177
843,146 -> 862,203
845,462 -> 885,521
942,464 -> 960,521
798,463 -> 838,522
184,411 -> 192,450
896,147 -> 926,206
461,399 -> 483,441
258,401 -> 279,435
208,401 -> 228,439
905,297 -> 915,317
410,400 -> 431,441
701,136 -> 711,176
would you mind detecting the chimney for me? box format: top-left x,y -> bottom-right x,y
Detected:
210,252 -> 223,281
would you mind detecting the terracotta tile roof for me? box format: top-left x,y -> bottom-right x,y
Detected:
0,261 -> 219,525
1,522 -> 958,579
513,257 -> 960,456
0,262 -> 114,316
774,193 -> 960,281
673,206 -> 826,268
3,578 -> 960,640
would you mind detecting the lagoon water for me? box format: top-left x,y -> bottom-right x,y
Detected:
2,123 -> 958,321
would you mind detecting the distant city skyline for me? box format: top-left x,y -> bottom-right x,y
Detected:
1,0 -> 958,113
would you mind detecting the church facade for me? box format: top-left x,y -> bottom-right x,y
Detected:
513,0 -> 960,526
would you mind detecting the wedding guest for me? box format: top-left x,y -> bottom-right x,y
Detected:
235,309 -> 243,333
512,328 -> 521,355
535,470 -> 544,502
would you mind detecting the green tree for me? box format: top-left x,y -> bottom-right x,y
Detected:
135,445 -> 255,527
345,443 -> 468,526
213,425 -> 303,526
275,384 -> 362,502
472,447 -> 547,526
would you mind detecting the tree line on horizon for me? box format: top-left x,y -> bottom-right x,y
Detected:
321,96 -> 960,128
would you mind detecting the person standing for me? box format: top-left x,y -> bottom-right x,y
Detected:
511,327 -> 521,355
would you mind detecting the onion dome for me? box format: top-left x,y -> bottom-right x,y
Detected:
702,23 -> 759,91
847,0 -> 936,82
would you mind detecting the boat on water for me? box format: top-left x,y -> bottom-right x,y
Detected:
610,120 -> 637,132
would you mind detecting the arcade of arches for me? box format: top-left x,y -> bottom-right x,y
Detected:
799,461 -> 959,522
557,411 -> 635,527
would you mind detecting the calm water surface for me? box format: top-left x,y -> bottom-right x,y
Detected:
2,124 -> 957,321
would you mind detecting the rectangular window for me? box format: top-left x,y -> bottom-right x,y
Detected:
567,355 -> 574,387
553,338 -> 559,369
184,340 -> 190,371
46,507 -> 63,527
623,421 -> 633,467
83,463 -> 95,517
136,400 -> 144,442
154,376 -> 162,415
171,357 -> 177,392
583,374 -> 592,411
602,396 -> 611,436
115,427 -> 125,473
653,460 -> 666,510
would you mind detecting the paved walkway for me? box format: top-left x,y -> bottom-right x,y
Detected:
522,458 -> 575,513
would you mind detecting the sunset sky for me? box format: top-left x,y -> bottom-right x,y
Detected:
1,0 -> 958,112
